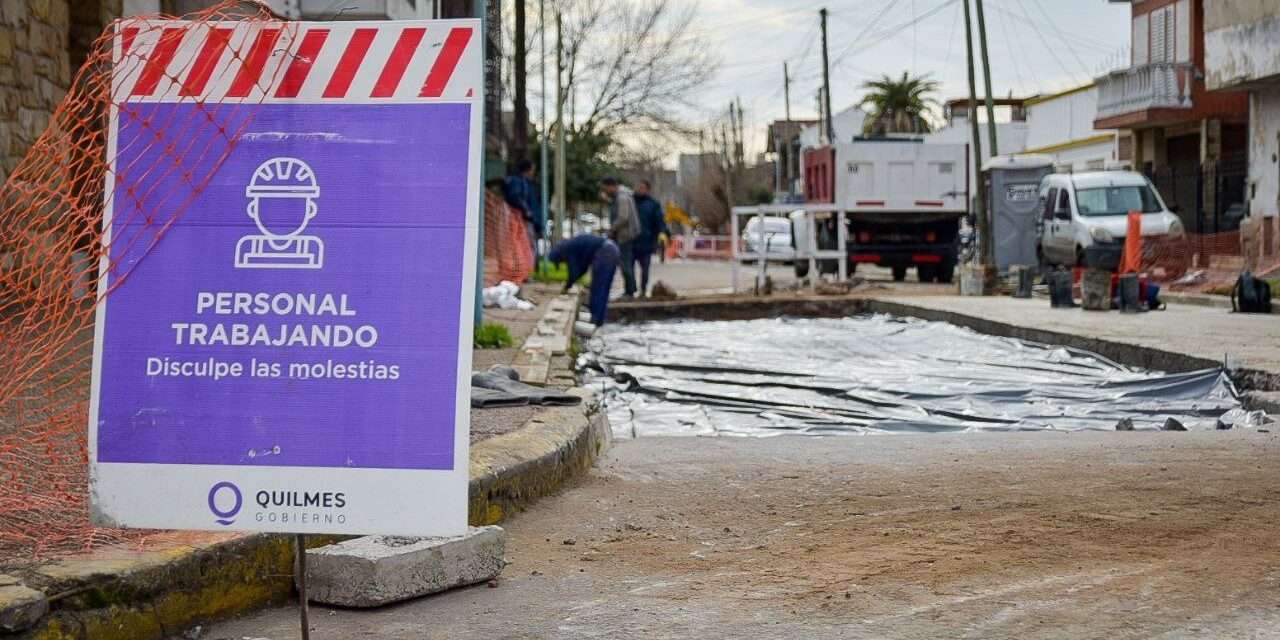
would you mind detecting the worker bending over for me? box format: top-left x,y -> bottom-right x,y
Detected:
547,234 -> 620,326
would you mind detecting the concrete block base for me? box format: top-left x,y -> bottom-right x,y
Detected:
0,584 -> 48,633
303,526 -> 506,608
959,264 -> 1000,296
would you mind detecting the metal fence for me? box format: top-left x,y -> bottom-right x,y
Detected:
1147,156 -> 1249,237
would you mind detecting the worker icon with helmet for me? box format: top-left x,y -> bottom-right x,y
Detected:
235,157 -> 325,270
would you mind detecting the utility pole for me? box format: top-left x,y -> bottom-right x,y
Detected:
554,12 -> 566,240
816,88 -> 825,144
732,101 -> 742,170
512,0 -> 528,162
783,62 -> 791,122
819,7 -> 834,144
774,128 -> 782,195
974,0 -> 998,157
735,97 -> 745,168
721,121 -> 733,210
539,0 -> 549,239
963,0 -> 989,267
782,62 -> 792,197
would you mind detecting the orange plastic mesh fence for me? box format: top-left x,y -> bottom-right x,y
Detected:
1138,227 -> 1280,293
0,2 -> 290,564
483,189 -> 533,287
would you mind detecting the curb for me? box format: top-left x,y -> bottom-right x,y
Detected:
469,389 -> 610,526
1161,291 -> 1280,314
609,294 -> 1280,392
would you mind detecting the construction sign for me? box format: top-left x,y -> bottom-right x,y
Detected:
89,19 -> 482,536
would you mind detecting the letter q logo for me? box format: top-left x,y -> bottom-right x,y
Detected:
208,481 -> 243,526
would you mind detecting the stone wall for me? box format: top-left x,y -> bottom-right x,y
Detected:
0,1 -> 71,183
0,0 -> 124,184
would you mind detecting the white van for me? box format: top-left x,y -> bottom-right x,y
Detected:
740,215 -> 796,263
1036,171 -> 1185,269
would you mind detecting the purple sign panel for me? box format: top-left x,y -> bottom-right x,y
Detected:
97,102 -> 471,470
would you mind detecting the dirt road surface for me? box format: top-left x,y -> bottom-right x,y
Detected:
208,432 -> 1280,639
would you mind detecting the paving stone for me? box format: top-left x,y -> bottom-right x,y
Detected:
303,526 -> 506,608
0,584 -> 48,633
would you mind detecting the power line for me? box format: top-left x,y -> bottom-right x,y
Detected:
1014,0 -> 1080,84
679,5 -> 818,40
943,0 -> 961,72
984,1 -> 1118,53
830,0 -> 958,76
1031,0 -> 1093,80
828,0 -> 903,73
996,2 -> 1027,95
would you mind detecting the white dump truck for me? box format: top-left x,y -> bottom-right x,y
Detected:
794,139 -> 969,283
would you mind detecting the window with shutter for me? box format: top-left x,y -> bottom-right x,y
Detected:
1132,13 -> 1149,65
1151,7 -> 1169,63
1175,0 -> 1191,63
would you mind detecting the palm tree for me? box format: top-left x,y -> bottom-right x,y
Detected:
859,72 -> 940,136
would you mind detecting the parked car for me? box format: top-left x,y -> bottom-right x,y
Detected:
557,212 -> 602,239
741,215 -> 796,263
1036,171 -> 1185,270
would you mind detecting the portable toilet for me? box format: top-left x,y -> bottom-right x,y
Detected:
983,154 -> 1054,271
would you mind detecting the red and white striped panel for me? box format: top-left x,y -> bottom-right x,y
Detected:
112,19 -> 481,104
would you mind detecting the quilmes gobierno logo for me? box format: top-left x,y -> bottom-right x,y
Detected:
207,481 -> 243,526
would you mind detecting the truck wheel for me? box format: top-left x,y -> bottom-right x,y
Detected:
938,262 -> 956,284
794,261 -> 809,279
917,265 -> 938,283
892,266 -> 908,282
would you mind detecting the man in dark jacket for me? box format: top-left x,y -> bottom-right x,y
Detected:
632,179 -> 668,296
547,234 -> 619,326
504,160 -> 543,261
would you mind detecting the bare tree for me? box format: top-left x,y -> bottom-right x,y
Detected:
500,0 -> 716,215
509,0 -> 717,139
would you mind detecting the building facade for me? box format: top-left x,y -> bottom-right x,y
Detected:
1022,84 -> 1124,173
1203,0 -> 1280,264
766,119 -> 816,199
798,105 -> 867,149
1094,0 -> 1250,234
924,98 -> 1030,198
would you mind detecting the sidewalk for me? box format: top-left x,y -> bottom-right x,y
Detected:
471,281 -> 567,442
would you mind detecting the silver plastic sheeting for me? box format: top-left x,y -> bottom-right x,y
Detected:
583,315 -> 1253,438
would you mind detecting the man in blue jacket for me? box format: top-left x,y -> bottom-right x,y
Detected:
504,160 -> 543,261
632,179 -> 668,296
547,234 -> 619,326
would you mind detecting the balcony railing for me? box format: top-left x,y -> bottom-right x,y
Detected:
1095,63 -> 1196,121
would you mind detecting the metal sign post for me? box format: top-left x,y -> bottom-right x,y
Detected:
91,18 -> 483,543
296,534 -> 310,640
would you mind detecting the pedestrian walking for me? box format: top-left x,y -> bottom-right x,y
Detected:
547,234 -> 620,326
601,176 -> 640,298
632,179 -> 669,296
504,159 -> 543,265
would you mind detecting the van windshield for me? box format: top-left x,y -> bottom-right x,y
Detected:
1074,185 -> 1163,217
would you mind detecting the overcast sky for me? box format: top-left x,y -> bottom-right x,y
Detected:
678,0 -> 1133,159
